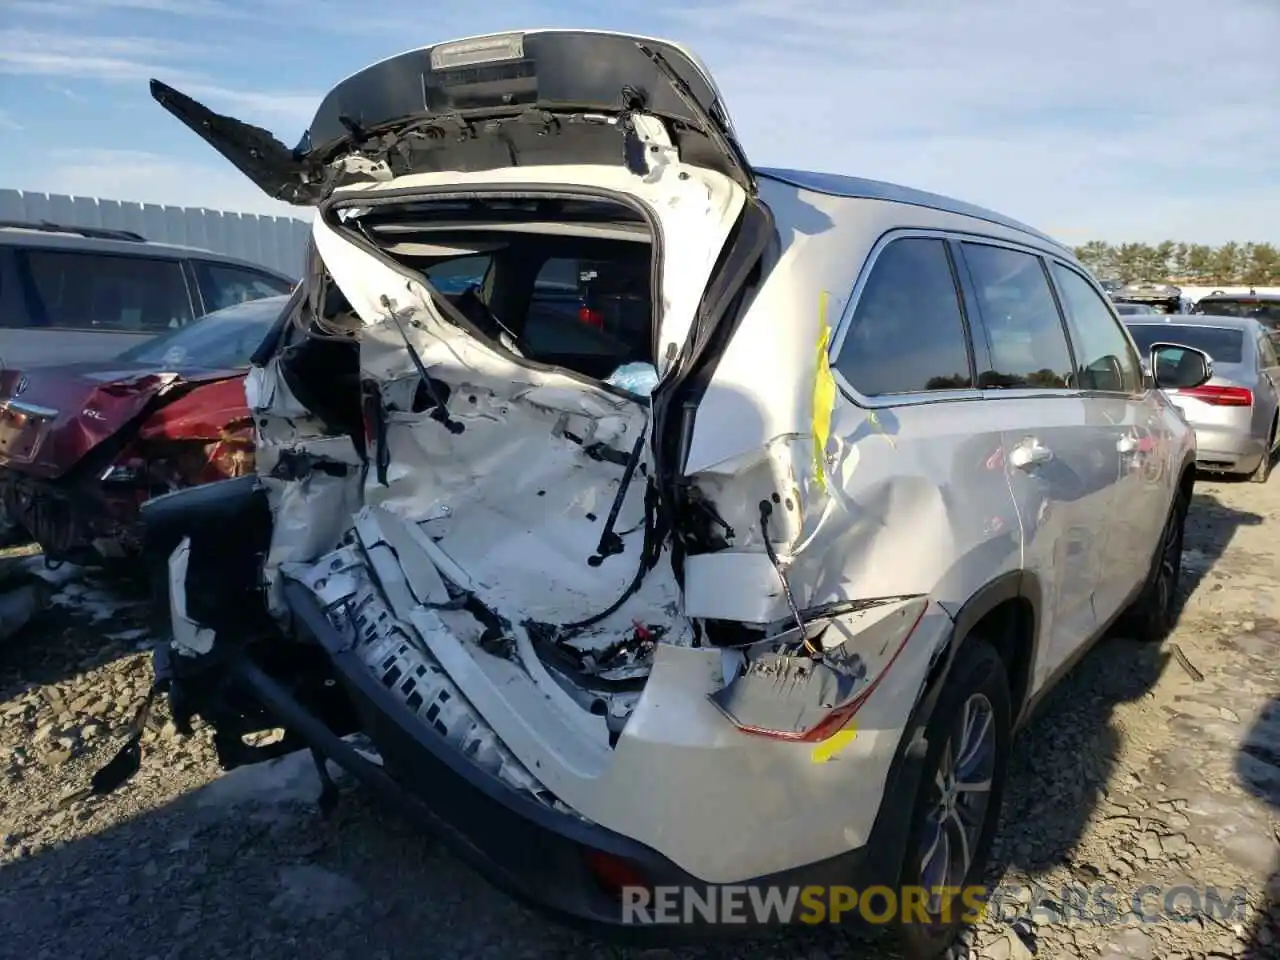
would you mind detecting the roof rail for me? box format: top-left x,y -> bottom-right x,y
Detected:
0,219 -> 148,243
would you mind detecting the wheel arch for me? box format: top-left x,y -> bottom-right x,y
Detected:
924,570 -> 1042,733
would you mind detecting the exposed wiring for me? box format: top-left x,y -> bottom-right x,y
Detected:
758,499 -> 816,656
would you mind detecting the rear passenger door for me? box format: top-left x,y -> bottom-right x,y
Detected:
955,240 -> 1115,686
1255,332 -> 1280,445
1048,260 -> 1161,623
190,260 -> 294,314
5,247 -> 196,366
827,234 -> 1022,622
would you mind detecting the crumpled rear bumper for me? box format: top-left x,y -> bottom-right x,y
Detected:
157,578 -> 912,943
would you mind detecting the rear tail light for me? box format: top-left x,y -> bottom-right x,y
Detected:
1178,384 -> 1253,406
711,597 -> 929,743
583,848 -> 650,897
577,306 -> 604,329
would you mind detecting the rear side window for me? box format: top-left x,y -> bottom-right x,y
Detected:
423,255 -> 491,295
833,237 -> 973,396
1262,335 -> 1280,367
9,249 -> 193,332
1051,264 -> 1142,393
193,261 -> 293,313
962,243 -> 1073,389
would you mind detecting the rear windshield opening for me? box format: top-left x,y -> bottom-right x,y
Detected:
1126,323 -> 1244,364
334,196 -> 655,382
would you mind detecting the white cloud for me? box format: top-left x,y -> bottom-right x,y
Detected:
2,2 -> 1278,242
17,149 -> 310,219
1,0 -> 238,17
655,0 -> 1280,243
0,108 -> 21,131
0,29 -> 316,129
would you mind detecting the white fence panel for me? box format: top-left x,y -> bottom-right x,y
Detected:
0,189 -> 310,278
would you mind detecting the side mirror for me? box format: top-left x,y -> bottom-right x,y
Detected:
1150,343 -> 1213,390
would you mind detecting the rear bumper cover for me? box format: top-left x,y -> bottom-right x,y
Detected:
1192,425 -> 1266,472
160,580 -> 920,942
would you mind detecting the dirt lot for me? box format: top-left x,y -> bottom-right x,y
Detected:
1,474 -> 1278,960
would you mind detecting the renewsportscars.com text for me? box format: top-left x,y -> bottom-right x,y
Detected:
620,883 -> 1249,926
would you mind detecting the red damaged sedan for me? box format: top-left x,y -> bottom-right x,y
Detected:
0,294 -> 288,563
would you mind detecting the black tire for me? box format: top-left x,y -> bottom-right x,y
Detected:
146,558 -> 173,638
1122,483 -> 1189,642
895,639 -> 1012,960
1248,423 -> 1275,484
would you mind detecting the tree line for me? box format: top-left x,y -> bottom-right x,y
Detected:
1073,241 -> 1280,286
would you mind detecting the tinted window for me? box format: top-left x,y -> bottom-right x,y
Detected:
194,262 -> 293,313
115,297 -> 284,368
1194,298 -> 1280,324
963,243 -> 1072,389
1258,335 -> 1278,368
1124,323 -> 1245,364
1052,264 -> 1142,393
833,238 -> 973,396
10,250 -> 193,332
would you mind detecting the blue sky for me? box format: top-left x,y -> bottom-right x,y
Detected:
1,0 -> 1277,245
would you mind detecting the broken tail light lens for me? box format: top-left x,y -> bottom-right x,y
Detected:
709,597 -> 929,743
1178,384 -> 1253,406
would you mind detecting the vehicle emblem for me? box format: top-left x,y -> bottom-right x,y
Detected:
12,375 -> 28,397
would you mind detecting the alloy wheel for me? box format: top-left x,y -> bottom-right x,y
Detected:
917,693 -> 997,916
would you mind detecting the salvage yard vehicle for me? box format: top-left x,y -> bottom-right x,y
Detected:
0,220 -> 295,369
1126,316 -> 1280,483
1192,290 -> 1280,330
125,30 -> 1211,959
0,295 -> 288,563
1112,281 -> 1187,315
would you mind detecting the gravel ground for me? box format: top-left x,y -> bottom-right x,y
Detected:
1,474 -> 1278,960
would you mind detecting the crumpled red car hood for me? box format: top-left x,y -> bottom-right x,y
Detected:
0,362 -> 243,479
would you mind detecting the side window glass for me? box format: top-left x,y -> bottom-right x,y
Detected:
833,237 -> 973,396
963,243 -> 1073,389
1051,263 -> 1142,393
1259,335 -> 1279,368
422,255 -> 492,296
16,250 -> 193,332
194,262 -> 293,313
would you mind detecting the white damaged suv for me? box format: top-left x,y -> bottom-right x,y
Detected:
125,29 -> 1210,958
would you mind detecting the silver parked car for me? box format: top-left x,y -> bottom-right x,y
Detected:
120,29 -> 1213,959
0,220 -> 295,369
1126,316 -> 1280,482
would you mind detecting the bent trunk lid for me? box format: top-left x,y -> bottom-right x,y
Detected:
0,364 -> 240,478
151,29 -> 754,204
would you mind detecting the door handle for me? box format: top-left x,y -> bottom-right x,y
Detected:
1009,438 -> 1053,469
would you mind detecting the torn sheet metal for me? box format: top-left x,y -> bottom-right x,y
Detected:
707,596 -> 928,738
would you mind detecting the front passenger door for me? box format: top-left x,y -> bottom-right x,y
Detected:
957,242 -> 1115,688
1049,262 -> 1160,624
